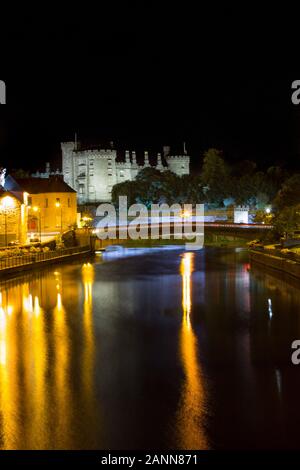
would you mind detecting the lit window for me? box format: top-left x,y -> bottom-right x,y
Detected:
28,197 -> 32,206
68,198 -> 71,207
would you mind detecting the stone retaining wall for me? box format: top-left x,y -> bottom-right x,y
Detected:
250,250 -> 300,280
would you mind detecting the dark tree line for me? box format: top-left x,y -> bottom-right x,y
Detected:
112,149 -> 290,210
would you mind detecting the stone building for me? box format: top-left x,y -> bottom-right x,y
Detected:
0,189 -> 27,246
5,175 -> 77,236
60,142 -> 190,204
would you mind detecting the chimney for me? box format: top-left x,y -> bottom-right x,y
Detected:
132,151 -> 137,165
157,152 -> 162,166
125,150 -> 130,163
46,162 -> 50,174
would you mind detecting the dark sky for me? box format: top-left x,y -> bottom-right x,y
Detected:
0,5 -> 299,172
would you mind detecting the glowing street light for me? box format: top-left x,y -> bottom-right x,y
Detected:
0,196 -> 15,246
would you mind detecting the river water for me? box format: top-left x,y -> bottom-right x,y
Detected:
0,247 -> 299,450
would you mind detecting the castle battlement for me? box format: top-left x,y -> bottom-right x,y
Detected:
60,141 -> 190,203
165,155 -> 189,160
75,149 -> 116,157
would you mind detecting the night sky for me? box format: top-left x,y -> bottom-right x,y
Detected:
0,6 -> 299,172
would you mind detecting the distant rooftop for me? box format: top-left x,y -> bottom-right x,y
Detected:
7,176 -> 76,194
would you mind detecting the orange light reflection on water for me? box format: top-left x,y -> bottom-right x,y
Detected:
177,252 -> 209,450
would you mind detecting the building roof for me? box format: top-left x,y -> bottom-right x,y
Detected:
0,187 -> 23,203
7,176 -> 76,194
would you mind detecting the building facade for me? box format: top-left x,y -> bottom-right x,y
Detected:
0,189 -> 27,246
5,175 -> 77,236
61,142 -> 190,204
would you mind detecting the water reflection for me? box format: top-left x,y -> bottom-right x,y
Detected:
177,252 -> 208,449
0,264 -> 96,449
0,249 -> 298,449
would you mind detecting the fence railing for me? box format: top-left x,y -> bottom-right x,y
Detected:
0,245 -> 91,271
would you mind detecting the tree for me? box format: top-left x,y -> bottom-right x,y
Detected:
200,149 -> 231,205
111,180 -> 138,207
273,174 -> 300,210
273,204 -> 300,237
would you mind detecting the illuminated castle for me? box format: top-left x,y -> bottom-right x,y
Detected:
60,142 -> 190,203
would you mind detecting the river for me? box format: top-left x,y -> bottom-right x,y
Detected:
0,247 -> 299,450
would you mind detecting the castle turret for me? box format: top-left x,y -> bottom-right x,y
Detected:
156,152 -> 163,171
163,146 -> 170,157
132,151 -> 137,165
144,151 -> 149,167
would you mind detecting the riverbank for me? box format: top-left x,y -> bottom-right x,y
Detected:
0,245 -> 92,278
250,249 -> 300,280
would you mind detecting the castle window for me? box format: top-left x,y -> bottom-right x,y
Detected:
79,185 -> 84,194
28,197 -> 32,207
120,171 -> 124,177
68,198 -> 71,207
89,186 -> 95,193
90,172 -> 94,176
181,164 -> 185,169
45,198 -> 48,208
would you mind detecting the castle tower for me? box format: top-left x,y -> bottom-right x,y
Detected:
165,154 -> 190,176
61,142 -> 76,188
